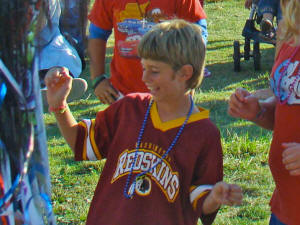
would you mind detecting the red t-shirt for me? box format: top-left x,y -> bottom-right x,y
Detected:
269,43 -> 300,225
75,93 -> 223,225
88,0 -> 206,94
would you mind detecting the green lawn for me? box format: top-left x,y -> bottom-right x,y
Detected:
45,0 -> 276,224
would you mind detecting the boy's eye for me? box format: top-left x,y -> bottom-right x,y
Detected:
142,68 -> 159,74
141,64 -> 160,74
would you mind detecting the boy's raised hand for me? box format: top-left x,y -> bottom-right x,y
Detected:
228,88 -> 260,121
282,142 -> 300,176
211,181 -> 243,206
44,67 -> 72,108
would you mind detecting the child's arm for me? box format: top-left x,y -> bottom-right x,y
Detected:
282,143 -> 300,176
202,182 -> 243,215
228,88 -> 276,130
44,67 -> 79,152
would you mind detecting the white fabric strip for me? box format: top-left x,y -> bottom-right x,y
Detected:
190,185 -> 213,203
83,119 -> 97,161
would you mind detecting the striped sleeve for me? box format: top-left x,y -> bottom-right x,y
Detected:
190,184 -> 213,211
75,119 -> 102,161
189,121 -> 223,224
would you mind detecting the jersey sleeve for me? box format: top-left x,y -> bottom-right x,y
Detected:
88,0 -> 115,30
74,100 -> 123,161
176,0 -> 207,22
189,123 -> 223,224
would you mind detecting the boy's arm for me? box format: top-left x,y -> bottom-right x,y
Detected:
53,107 -> 78,152
45,67 -> 79,152
190,126 -> 223,224
88,38 -> 118,104
202,182 -> 243,215
88,38 -> 106,81
88,23 -> 118,104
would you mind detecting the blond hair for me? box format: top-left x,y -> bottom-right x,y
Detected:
138,19 -> 206,90
280,0 -> 300,45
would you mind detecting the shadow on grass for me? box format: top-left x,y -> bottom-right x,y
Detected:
59,157 -> 104,175
72,162 -> 104,175
46,125 -> 65,144
201,47 -> 275,92
196,98 -> 272,140
45,101 -> 108,139
207,39 -> 237,51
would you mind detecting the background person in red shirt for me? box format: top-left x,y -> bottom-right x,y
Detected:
88,0 -> 208,104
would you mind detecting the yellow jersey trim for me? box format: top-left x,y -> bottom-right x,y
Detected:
89,119 -> 102,160
192,191 -> 209,211
78,121 -> 88,160
150,101 -> 210,131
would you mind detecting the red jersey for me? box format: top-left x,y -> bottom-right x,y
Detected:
269,43 -> 300,225
88,0 -> 206,94
75,93 -> 223,225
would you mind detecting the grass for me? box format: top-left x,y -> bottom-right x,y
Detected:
45,0 -> 276,224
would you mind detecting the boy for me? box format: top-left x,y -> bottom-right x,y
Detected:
45,19 -> 242,225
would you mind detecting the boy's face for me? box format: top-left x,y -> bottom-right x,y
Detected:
141,59 -> 186,103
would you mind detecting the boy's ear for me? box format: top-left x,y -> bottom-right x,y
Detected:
178,64 -> 193,81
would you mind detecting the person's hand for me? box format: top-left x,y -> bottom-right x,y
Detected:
44,67 -> 72,108
228,88 -> 260,121
210,182 -> 243,206
282,143 -> 300,176
94,79 -> 119,104
244,0 -> 252,9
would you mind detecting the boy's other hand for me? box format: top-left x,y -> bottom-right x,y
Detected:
211,182 -> 243,206
44,67 -> 72,108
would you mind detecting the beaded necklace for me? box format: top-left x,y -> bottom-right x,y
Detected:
276,46 -> 300,105
123,95 -> 194,199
